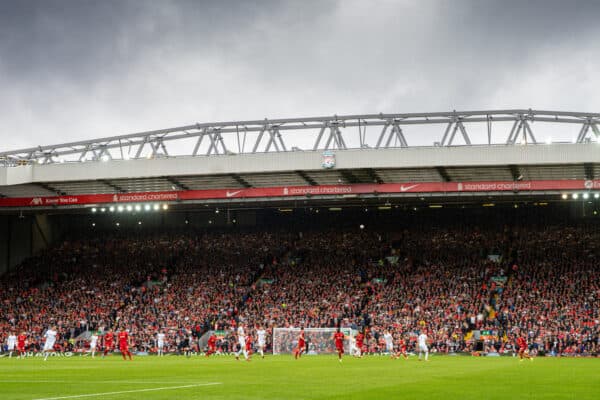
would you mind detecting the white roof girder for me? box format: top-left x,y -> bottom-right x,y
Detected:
1,109 -> 600,167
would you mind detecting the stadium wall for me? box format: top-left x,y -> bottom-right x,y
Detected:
32,214 -> 53,254
0,218 -> 7,275
0,215 -> 57,275
0,216 -> 30,274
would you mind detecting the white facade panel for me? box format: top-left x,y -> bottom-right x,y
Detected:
0,144 -> 599,186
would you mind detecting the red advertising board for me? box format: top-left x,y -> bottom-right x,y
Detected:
0,179 -> 597,208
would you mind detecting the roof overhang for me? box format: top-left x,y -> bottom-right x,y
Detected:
2,144 -> 599,186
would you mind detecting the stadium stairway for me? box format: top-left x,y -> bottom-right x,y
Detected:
196,262 -> 266,338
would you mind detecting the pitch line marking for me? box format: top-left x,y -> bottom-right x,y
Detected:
0,380 -> 209,384
31,382 -> 222,400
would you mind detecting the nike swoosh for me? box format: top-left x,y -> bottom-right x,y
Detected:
226,190 -> 242,197
400,184 -> 419,192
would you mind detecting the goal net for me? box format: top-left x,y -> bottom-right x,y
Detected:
272,327 -> 353,355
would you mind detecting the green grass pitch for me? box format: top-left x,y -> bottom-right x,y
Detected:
0,355 -> 598,399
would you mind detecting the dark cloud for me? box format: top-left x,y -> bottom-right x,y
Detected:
0,0 -> 599,150
0,0 -> 283,80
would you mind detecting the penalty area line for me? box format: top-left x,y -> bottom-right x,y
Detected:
31,382 -> 222,400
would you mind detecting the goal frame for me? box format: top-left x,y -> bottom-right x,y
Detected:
272,327 -> 353,355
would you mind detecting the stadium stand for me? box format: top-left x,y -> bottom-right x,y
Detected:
1,217 -> 598,357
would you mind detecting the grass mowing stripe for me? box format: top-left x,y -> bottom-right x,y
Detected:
32,382 -> 222,400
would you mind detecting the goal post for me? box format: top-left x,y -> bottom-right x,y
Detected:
272,327 -> 353,355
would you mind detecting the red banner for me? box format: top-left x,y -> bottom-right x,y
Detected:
0,179 -> 598,208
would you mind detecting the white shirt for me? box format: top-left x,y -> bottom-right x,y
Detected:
157,333 -> 165,343
418,333 -> 427,347
237,326 -> 245,345
384,333 -> 393,346
45,329 -> 57,343
7,335 -> 17,346
257,329 -> 266,343
90,335 -> 98,347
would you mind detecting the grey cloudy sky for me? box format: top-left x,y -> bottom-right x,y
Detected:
1,0 -> 600,151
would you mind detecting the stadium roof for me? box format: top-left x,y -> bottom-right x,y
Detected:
1,109 -> 599,210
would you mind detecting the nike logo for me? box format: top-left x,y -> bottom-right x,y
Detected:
400,184 -> 419,192
226,190 -> 242,197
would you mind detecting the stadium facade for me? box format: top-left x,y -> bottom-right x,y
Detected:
1,109 -> 599,273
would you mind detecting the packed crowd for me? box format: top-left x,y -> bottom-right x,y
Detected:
0,232 -> 269,353
1,223 -> 598,356
492,226 -> 599,355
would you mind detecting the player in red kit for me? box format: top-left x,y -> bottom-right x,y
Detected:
294,327 -> 306,359
118,329 -> 133,361
17,331 -> 27,359
517,335 -> 532,361
245,335 -> 253,361
206,333 -> 217,357
103,330 -> 114,357
355,331 -> 365,358
333,328 -> 345,362
395,337 -> 408,360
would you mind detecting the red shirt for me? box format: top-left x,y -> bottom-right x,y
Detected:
517,337 -> 527,348
334,332 -> 344,347
118,331 -> 129,346
17,335 -> 26,347
356,333 -> 364,346
105,332 -> 114,345
245,336 -> 252,351
298,331 -> 305,343
208,335 -> 217,346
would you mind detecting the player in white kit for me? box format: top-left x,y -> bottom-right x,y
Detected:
418,331 -> 429,361
383,330 -> 394,357
235,325 -> 249,361
256,327 -> 266,359
43,326 -> 58,361
6,332 -> 17,358
349,334 -> 359,357
89,333 -> 98,358
157,331 -> 166,357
